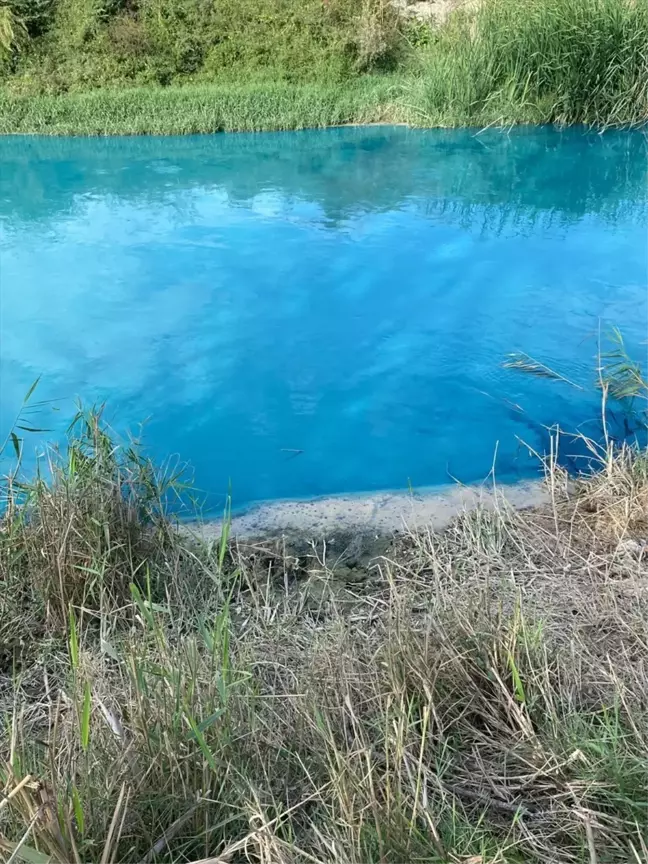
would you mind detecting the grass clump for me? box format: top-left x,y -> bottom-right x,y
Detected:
0,0 -> 646,133
411,0 -> 648,127
1,403 -> 648,862
0,408 -> 176,628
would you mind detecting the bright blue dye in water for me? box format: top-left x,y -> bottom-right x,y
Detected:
1,127 -> 646,512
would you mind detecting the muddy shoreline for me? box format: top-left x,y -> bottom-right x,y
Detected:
191,479 -> 549,541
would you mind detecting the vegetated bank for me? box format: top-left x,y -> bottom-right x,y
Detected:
1,364 -> 648,862
0,0 -> 646,135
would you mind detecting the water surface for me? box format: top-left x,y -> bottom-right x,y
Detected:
1,127 -> 646,511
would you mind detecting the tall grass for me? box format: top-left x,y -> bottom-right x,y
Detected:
0,77 -> 407,135
1,402 -> 647,862
0,0 -> 646,133
411,0 -> 648,127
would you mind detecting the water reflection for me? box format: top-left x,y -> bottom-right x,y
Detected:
0,127 -> 646,510
1,126 -> 646,231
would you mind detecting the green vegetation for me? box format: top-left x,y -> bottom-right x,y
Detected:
2,389 -> 648,862
0,78 -> 407,134
0,0 -> 646,134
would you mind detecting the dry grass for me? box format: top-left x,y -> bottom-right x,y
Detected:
1,413 -> 647,863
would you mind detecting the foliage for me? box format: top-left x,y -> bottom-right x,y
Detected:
600,327 -> 648,405
0,3 -> 26,58
1,408 -> 181,623
0,0 -> 646,129
0,0 -> 55,64
8,0 -> 54,36
412,0 -> 648,127
2,0 -> 404,91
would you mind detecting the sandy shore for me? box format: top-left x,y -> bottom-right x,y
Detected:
191,479 -> 549,540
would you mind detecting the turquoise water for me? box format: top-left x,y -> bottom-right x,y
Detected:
1,127 -> 646,512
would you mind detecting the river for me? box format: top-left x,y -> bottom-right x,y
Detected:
1,126 -> 646,512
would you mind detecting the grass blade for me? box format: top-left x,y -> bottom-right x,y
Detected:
80,681 -> 91,753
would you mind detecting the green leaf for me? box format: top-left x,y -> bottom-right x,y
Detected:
218,491 -> 232,572
186,714 -> 217,771
198,619 -> 214,653
10,431 -> 21,460
100,637 -> 119,662
68,606 -> 79,670
1,840 -> 52,864
143,600 -> 170,614
187,709 -> 225,740
217,674 -> 227,705
313,706 -> 328,734
72,785 -> 85,835
507,651 -> 526,705
130,582 -> 155,630
16,425 -> 50,433
23,377 -> 41,404
80,681 -> 92,753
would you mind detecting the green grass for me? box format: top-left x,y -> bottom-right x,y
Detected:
0,0 -> 646,134
0,77 -> 409,135
413,0 -> 648,128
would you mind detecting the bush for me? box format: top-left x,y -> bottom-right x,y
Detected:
107,13 -> 151,60
2,0 -> 405,90
4,0 -> 54,37
354,0 -> 403,70
0,5 -> 25,60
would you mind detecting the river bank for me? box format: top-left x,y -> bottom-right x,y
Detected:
0,79 -> 406,135
1,410 -> 647,862
1,0 -> 646,135
194,478 -> 549,538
